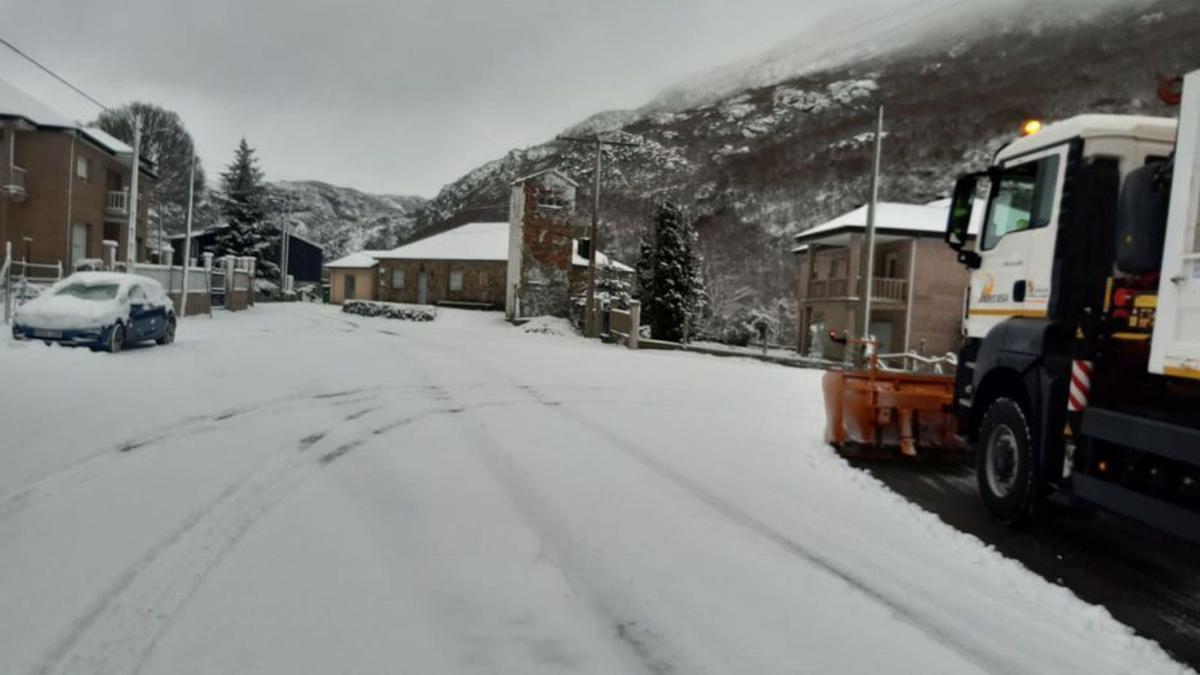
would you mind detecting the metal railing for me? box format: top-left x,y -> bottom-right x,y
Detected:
8,166 -> 26,191
105,189 -> 130,215
804,276 -> 907,302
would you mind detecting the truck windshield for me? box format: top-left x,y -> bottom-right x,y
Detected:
982,154 -> 1060,250
55,283 -> 120,301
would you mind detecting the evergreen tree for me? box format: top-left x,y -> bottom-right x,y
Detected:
637,201 -> 705,342
213,139 -> 277,278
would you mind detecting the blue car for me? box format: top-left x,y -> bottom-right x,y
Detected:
11,272 -> 177,353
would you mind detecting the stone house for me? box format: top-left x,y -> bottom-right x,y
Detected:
324,168 -> 632,313
0,77 -> 154,269
793,199 -> 982,360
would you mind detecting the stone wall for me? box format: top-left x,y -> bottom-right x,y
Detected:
377,260 -> 507,307
511,171 -> 576,318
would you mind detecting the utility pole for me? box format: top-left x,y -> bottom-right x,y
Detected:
180,155 -> 196,318
859,105 -> 885,357
555,134 -> 640,337
125,117 -> 142,272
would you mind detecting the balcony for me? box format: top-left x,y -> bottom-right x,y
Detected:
105,189 -> 130,219
804,276 -> 908,304
2,165 -> 26,202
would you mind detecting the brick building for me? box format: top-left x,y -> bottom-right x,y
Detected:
793,199 -> 982,360
0,77 -> 154,269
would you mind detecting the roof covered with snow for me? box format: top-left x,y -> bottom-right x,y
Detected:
325,251 -> 385,269
511,168 -> 578,187
80,127 -> 134,155
0,76 -> 75,128
571,240 -> 634,273
376,222 -> 510,262
792,199 -> 984,250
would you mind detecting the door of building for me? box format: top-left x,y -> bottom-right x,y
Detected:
418,270 -> 429,304
71,223 -> 88,268
344,273 -> 357,300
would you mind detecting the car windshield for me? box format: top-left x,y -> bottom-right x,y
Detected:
54,282 -> 120,301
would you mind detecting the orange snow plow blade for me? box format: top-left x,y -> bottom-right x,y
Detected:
822,363 -> 963,458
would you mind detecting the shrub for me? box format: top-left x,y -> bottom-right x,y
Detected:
342,300 -> 437,322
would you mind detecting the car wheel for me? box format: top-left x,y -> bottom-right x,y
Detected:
157,317 -> 176,345
106,322 -> 125,354
43,340 -> 52,347
976,397 -> 1038,525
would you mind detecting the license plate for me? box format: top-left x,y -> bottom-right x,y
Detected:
33,329 -> 63,339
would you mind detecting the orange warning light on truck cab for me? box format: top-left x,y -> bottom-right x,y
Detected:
1021,119 -> 1043,136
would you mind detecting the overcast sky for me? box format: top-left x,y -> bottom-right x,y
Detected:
2,0 -> 909,197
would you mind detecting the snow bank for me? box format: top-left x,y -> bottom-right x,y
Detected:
520,315 -> 578,337
342,300 -> 436,321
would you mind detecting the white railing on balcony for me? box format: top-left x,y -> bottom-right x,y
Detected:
9,165 -> 26,191
105,189 -> 129,215
803,276 -> 908,303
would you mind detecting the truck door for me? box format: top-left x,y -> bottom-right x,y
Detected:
967,145 -> 1068,338
1151,69 -> 1200,379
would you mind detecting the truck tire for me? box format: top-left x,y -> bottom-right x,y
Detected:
977,397 -> 1037,525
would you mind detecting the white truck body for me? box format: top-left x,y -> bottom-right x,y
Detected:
1150,69 -> 1200,380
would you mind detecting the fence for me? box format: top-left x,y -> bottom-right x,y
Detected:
2,241 -> 64,324
606,301 -> 641,349
135,262 -> 213,316
2,239 -> 257,322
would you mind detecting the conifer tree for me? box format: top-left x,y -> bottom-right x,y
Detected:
213,139 -> 277,278
636,201 -> 705,342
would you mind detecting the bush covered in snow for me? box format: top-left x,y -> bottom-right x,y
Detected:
521,316 -> 577,337
342,300 -> 437,322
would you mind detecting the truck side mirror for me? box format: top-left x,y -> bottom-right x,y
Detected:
945,174 -> 978,250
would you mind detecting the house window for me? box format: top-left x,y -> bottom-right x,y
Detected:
479,270 -> 488,287
449,270 -> 464,292
392,269 -> 405,288
75,156 -> 90,181
344,273 -> 357,300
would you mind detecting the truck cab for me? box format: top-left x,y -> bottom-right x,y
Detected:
945,85 -> 1200,541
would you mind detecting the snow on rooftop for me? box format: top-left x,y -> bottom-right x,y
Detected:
81,127 -> 133,155
0,76 -> 75,128
793,199 -> 984,247
571,240 -> 634,273
325,251 -> 385,269
376,222 -> 510,262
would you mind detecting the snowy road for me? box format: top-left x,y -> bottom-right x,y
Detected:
0,304 -> 1191,674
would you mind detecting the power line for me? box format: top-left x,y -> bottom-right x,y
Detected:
0,35 -> 108,111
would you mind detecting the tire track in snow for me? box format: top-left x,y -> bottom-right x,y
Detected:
0,389 -> 382,526
403,335 -> 1024,674
31,311 -> 451,675
30,402 -> 398,675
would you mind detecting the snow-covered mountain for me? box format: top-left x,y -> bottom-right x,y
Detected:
269,180 -> 426,259
413,0 -> 1198,333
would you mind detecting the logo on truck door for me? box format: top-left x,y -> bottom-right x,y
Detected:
978,274 -> 1011,304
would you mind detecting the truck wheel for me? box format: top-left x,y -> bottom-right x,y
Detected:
977,397 -> 1037,525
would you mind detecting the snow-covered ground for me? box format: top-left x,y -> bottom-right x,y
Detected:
0,304 -> 1190,675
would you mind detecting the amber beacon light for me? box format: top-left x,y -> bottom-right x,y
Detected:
1020,119 -> 1043,136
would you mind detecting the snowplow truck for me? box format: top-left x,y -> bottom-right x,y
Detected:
944,69 -> 1200,542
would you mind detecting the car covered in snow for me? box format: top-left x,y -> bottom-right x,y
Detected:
11,272 -> 176,353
